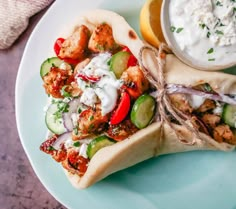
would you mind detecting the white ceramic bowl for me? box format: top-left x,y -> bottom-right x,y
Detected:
160,0 -> 236,71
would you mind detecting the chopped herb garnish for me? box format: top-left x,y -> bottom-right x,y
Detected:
199,23 -> 206,29
73,141 -> 80,147
203,83 -> 213,92
207,31 -> 211,38
53,101 -> 70,121
85,84 -> 92,88
96,44 -> 105,51
61,85 -> 71,98
53,111 -> 62,121
170,26 -> 176,32
107,59 -> 111,66
215,30 -> 224,35
170,26 -> 184,33
208,58 -> 215,61
73,128 -> 78,135
214,19 -> 220,28
48,146 -> 56,151
207,48 -> 214,54
89,115 -> 94,121
176,27 -> 184,33
78,108 -> 82,114
216,1 -> 223,6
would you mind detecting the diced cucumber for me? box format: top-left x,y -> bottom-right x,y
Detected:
109,51 -> 131,78
45,103 -> 67,135
131,94 -> 156,129
87,135 -> 115,159
40,57 -> 64,78
222,104 -> 236,128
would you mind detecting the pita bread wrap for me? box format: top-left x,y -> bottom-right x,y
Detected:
51,10 -> 236,189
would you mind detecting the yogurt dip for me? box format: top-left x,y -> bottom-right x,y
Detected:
169,0 -> 236,65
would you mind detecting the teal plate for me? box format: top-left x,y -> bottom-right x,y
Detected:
15,1 -> 236,209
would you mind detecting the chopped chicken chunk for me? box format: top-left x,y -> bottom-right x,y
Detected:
88,23 -> 118,53
213,125 -> 236,144
59,25 -> 90,60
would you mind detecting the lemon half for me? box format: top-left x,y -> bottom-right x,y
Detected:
140,0 -> 166,48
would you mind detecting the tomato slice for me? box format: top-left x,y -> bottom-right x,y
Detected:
53,37 -> 79,65
54,38 -> 65,56
110,91 -> 131,125
122,46 -> 137,67
77,74 -> 100,82
127,55 -> 138,67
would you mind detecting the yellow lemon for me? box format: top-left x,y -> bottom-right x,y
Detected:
140,0 -> 166,48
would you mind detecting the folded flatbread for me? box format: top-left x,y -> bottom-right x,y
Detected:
67,55 -> 236,189
40,9 -> 236,189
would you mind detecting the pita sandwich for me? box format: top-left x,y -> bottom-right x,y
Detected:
40,9 -> 236,189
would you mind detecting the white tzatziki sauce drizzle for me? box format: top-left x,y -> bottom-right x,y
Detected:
169,0 -> 236,65
76,53 -> 122,116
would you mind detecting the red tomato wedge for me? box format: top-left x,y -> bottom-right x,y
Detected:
122,46 -> 137,67
77,74 -> 101,82
54,38 -> 65,56
110,91 -> 131,125
127,55 -> 138,67
53,37 -> 79,65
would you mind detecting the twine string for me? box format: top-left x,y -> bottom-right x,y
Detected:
138,43 -> 200,145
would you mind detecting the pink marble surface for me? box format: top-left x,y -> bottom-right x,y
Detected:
0,7 -> 66,209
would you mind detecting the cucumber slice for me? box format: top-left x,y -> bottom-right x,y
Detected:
131,94 -> 156,129
40,57 -> 64,78
222,104 -> 236,128
87,135 -> 115,159
45,103 -> 67,134
109,51 -> 130,78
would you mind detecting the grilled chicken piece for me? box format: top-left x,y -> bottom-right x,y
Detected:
169,93 -> 193,114
61,149 -> 89,177
121,66 -> 149,99
78,105 -> 109,135
88,23 -> 118,53
197,99 -> 216,113
59,25 -> 90,60
107,119 -> 138,141
201,114 -> 221,129
213,125 -> 236,144
40,135 -> 67,162
43,67 -> 74,98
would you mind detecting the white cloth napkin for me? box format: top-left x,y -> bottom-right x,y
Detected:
0,0 -> 54,49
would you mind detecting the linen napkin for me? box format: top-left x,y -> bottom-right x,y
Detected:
0,0 -> 54,49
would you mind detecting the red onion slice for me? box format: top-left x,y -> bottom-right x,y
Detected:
166,84 -> 236,105
63,113 -> 74,132
63,98 -> 80,131
52,132 -> 72,150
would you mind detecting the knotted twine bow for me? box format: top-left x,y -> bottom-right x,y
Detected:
138,43 -> 201,145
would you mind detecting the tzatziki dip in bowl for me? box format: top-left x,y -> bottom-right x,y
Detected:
161,0 -> 236,71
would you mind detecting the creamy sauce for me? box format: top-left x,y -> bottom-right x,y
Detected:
188,94 -> 206,109
213,102 -> 223,115
76,53 -> 121,115
80,88 -> 98,106
169,0 -> 236,65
